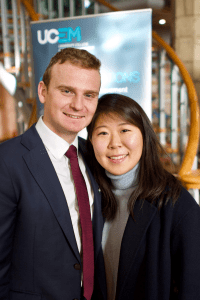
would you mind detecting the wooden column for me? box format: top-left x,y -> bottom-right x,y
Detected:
0,83 -> 18,142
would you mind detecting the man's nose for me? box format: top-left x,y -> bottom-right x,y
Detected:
70,95 -> 84,111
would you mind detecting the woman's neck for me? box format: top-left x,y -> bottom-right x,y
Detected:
105,163 -> 139,190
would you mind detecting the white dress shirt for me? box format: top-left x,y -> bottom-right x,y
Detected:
35,116 -> 94,253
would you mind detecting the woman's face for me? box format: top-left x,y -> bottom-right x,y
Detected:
91,113 -> 143,175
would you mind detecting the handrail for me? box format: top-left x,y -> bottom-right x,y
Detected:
94,0 -> 119,12
28,98 -> 37,128
20,0 -> 199,177
19,0 -> 39,126
152,31 -> 199,176
20,0 -> 39,21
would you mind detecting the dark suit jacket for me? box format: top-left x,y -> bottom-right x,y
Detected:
0,125 -> 103,300
92,187 -> 200,300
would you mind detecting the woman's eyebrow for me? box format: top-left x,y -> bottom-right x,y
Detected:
94,125 -> 108,130
94,122 -> 131,129
118,122 -> 131,126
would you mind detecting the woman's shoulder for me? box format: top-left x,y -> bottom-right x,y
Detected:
143,185 -> 199,219
172,186 -> 198,211
172,186 -> 199,216
159,186 -> 200,231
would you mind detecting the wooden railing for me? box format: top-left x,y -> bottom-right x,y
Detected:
21,0 -> 39,21
152,32 -> 199,177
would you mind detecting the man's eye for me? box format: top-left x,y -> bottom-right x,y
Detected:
61,89 -> 70,93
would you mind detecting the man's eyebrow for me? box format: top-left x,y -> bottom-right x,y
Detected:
84,90 -> 99,95
57,85 -> 74,90
57,85 -> 99,95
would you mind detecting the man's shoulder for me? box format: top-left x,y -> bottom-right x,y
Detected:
0,134 -> 22,154
0,124 -> 40,156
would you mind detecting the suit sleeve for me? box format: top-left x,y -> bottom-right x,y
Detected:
171,193 -> 200,299
0,157 -> 17,299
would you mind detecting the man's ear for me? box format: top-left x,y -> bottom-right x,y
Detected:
38,81 -> 47,104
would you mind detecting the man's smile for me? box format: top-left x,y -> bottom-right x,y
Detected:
63,112 -> 84,119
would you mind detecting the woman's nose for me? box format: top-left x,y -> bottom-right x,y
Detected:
108,134 -> 122,149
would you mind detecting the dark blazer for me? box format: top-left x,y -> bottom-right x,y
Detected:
92,187 -> 200,300
0,125 -> 104,300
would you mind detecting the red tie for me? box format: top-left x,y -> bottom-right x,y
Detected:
65,145 -> 94,300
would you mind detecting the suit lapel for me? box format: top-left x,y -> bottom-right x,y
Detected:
21,125 -> 80,262
116,199 -> 157,298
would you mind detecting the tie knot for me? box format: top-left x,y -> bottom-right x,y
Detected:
65,145 -> 77,159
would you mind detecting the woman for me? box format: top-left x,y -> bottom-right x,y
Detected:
87,93 -> 200,300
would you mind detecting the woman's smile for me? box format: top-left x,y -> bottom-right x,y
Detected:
107,154 -> 128,163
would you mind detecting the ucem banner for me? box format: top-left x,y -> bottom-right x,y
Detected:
31,9 -> 152,119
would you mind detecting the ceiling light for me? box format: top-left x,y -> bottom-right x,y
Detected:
84,0 -> 91,8
159,19 -> 166,25
18,101 -> 23,108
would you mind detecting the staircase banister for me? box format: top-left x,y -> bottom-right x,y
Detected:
20,0 -> 39,21
152,31 -> 199,177
93,0 -> 119,12
18,0 -> 39,126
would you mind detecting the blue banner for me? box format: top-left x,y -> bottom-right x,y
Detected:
31,9 -> 152,119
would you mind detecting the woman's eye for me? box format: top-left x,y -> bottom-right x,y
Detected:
121,129 -> 130,133
98,132 -> 108,136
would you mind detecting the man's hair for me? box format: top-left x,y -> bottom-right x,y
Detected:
42,47 -> 101,89
87,93 -> 181,220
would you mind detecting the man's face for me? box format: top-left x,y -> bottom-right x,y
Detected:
38,62 -> 101,143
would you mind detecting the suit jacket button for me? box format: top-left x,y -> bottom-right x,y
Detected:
74,263 -> 81,270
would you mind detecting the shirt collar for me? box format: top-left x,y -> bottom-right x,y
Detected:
35,116 -> 78,159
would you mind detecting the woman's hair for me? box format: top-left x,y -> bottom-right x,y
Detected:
87,93 -> 182,220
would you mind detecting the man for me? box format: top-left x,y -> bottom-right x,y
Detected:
0,48 -> 104,300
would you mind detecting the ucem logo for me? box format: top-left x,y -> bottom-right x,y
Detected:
105,71 -> 140,84
37,26 -> 82,45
